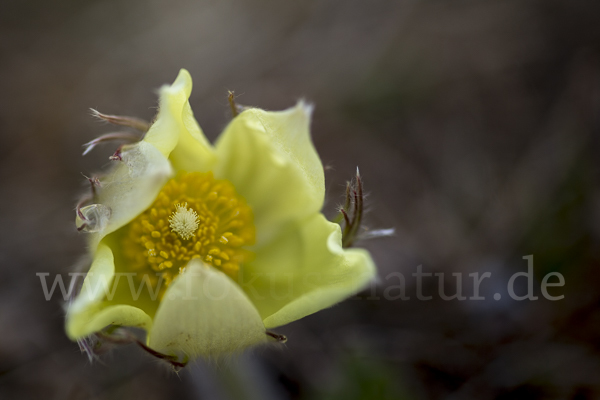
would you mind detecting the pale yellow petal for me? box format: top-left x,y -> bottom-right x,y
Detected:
66,242 -> 152,339
240,214 -> 376,328
83,141 -> 172,249
148,261 -> 267,358
143,69 -> 216,171
66,304 -> 152,340
214,102 -> 324,243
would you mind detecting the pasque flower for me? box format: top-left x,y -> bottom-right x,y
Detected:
67,69 -> 376,363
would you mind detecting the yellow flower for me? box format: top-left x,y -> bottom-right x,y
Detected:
67,69 -> 376,361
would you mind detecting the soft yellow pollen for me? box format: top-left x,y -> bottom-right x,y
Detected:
120,171 -> 255,298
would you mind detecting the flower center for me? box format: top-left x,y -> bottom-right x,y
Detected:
121,171 -> 255,291
169,203 -> 199,240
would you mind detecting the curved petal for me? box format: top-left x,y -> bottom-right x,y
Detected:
148,261 -> 267,358
240,214 -> 376,329
143,69 -> 217,172
214,102 -> 325,244
66,242 -> 152,339
84,141 -> 173,249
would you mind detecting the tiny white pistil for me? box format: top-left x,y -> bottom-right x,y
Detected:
169,203 -> 199,240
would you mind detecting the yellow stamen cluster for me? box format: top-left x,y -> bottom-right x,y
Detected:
121,171 -> 255,293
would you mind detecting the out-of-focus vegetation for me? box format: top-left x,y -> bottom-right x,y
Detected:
1,0 -> 599,399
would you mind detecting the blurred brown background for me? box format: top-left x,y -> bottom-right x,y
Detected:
1,0 -> 600,399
